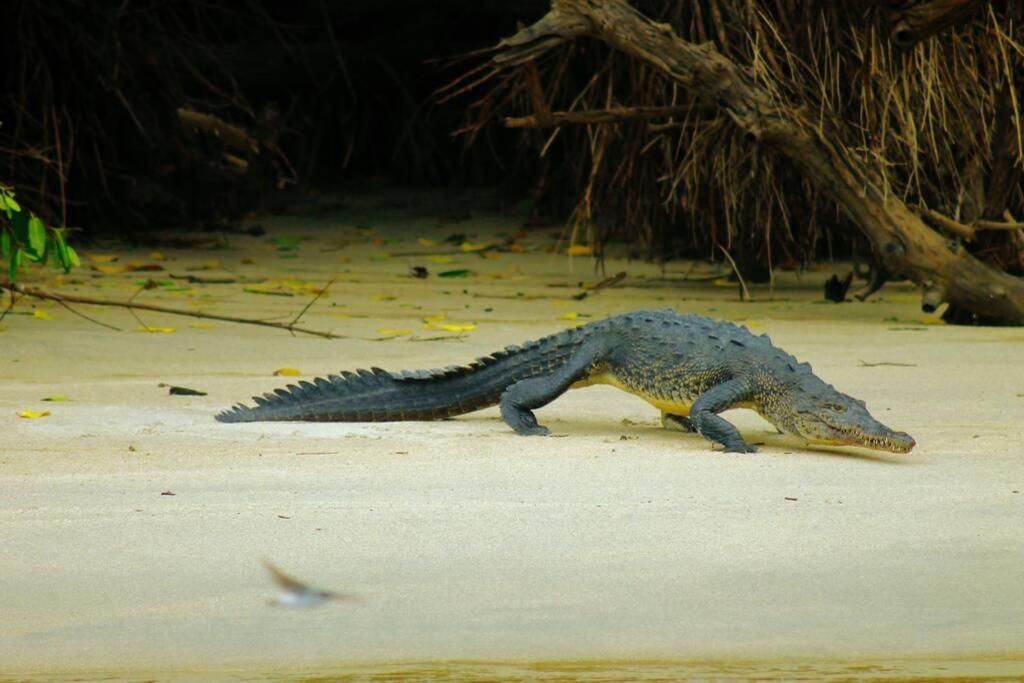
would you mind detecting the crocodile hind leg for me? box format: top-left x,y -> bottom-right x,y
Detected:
689,378 -> 758,453
661,412 -> 696,433
500,338 -> 613,436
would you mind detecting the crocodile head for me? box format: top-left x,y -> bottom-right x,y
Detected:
762,378 -> 915,454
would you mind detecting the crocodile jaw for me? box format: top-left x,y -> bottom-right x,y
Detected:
805,427 -> 916,454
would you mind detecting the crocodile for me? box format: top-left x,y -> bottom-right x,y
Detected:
216,309 -> 915,454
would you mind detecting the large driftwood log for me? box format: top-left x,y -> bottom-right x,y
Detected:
484,0 -> 1024,324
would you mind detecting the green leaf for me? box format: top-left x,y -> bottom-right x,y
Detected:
9,247 -> 22,282
1,230 -> 9,258
0,191 -> 21,214
27,216 -> 46,257
65,245 -> 80,269
438,269 -> 473,278
53,229 -> 71,270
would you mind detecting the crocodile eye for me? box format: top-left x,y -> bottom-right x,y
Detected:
825,403 -> 846,413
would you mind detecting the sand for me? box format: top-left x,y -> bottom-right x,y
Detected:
2,191 -> 1022,680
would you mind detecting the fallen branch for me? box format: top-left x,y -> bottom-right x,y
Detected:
916,205 -> 1024,241
504,104 -> 716,128
883,0 -> 989,47
177,108 -> 260,155
0,283 -> 344,339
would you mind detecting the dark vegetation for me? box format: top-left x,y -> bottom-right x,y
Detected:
1,0 -> 1022,322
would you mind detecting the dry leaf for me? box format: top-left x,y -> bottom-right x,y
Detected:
370,294 -> 397,301
93,263 -> 134,274
460,241 -> 490,252
137,326 -> 176,333
431,323 -> 475,332
559,312 -> 579,320
150,251 -> 166,261
188,322 -> 215,329
42,396 -> 70,402
18,410 -> 51,419
92,261 -> 163,274
566,245 -> 593,256
422,313 -> 447,324
480,251 -> 501,260
418,238 -> 439,247
85,253 -> 119,263
274,368 -> 302,376
33,310 -> 55,320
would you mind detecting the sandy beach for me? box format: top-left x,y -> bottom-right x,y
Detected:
2,192 -> 1022,680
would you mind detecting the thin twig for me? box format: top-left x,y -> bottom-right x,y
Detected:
717,245 -> 751,302
572,271 -> 626,300
857,359 -> 917,367
54,298 -> 121,331
0,287 -> 16,324
287,277 -> 336,334
1,283 -> 344,339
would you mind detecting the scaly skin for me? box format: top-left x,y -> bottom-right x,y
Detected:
216,309 -> 916,454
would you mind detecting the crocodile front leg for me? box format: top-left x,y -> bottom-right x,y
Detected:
689,378 -> 757,453
500,337 -> 614,436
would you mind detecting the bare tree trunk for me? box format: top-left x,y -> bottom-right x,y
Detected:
483,0 -> 1024,324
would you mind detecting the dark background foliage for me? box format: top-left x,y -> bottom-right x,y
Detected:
2,1 -> 1021,278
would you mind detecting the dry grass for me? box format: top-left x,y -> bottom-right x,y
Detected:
453,0 -> 1024,278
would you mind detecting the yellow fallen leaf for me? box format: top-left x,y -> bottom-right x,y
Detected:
92,263 -> 129,274
188,322 -> 215,329
566,245 -> 593,256
274,368 -> 302,376
426,255 -> 454,263
41,396 -> 70,402
202,259 -> 222,269
18,410 -> 51,419
559,312 -> 579,320
480,251 -> 501,260
460,242 -> 490,252
712,278 -> 733,287
33,310 -> 55,320
370,294 -> 397,301
137,326 -> 176,333
377,328 -> 414,337
418,238 -> 439,247
150,251 -> 166,261
433,323 -> 475,332
85,253 -> 119,263
92,261 -> 161,274
422,313 -> 447,324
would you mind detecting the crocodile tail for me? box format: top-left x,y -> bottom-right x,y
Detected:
214,329 -> 584,423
